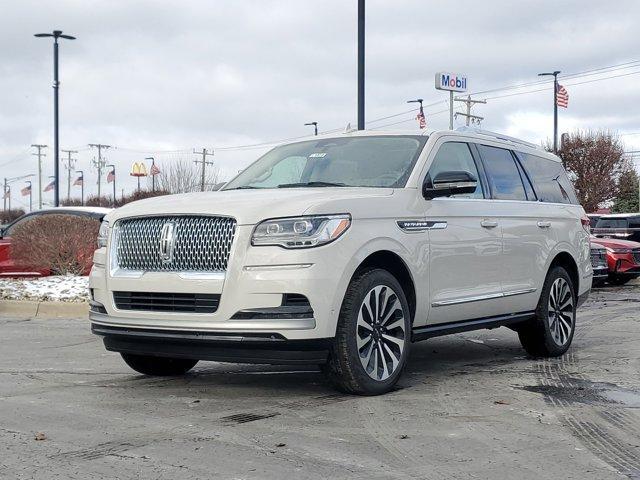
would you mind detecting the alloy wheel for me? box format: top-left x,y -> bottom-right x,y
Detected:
356,285 -> 406,381
547,277 -> 574,346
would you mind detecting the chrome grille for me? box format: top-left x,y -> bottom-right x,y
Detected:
115,216 -> 236,272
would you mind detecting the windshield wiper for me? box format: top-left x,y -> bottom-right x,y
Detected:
276,181 -> 348,188
226,185 -> 262,190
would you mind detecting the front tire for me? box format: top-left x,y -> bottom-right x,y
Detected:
121,353 -> 198,376
518,266 -> 576,357
324,268 -> 411,395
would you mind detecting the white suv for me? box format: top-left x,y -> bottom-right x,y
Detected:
90,129 -> 592,395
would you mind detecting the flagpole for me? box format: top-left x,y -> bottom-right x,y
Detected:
76,170 -> 84,206
26,181 -> 32,212
106,164 -> 116,207
538,70 -> 561,153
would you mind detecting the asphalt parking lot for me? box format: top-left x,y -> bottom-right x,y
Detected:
1,284 -> 639,480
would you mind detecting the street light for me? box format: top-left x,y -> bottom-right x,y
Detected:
304,122 -> 318,136
538,70 -> 561,153
24,181 -> 33,212
34,30 -> 76,208
145,157 -> 156,191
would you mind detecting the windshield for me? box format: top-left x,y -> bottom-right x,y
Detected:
223,135 -> 426,190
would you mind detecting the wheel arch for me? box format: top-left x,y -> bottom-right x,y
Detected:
548,250 -> 579,293
350,250 -> 417,324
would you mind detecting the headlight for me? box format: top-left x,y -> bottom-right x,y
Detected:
97,221 -> 109,248
252,214 -> 351,248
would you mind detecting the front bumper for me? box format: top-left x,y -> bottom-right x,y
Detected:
92,322 -> 331,365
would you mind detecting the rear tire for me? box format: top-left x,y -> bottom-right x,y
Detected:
518,266 -> 576,357
121,353 -> 198,376
324,268 -> 411,395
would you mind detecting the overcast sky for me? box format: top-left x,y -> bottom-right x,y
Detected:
1,0 -> 640,209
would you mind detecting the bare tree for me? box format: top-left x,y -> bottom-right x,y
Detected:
552,130 -> 626,213
155,160 -> 220,194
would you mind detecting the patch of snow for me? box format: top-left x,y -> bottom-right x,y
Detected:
0,275 -> 89,303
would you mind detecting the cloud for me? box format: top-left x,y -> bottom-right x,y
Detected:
1,0 -> 639,209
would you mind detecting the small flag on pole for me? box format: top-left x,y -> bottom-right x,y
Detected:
107,169 -> 115,183
44,180 -> 55,192
416,105 -> 426,129
556,84 -> 569,108
73,175 -> 83,186
21,184 -> 31,196
150,163 -> 161,176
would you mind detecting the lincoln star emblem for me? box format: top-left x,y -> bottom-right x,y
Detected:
159,222 -> 176,263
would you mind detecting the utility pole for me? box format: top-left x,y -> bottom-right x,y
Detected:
88,143 -> 111,199
61,149 -> 77,202
357,0 -> 365,130
2,179 -> 7,213
538,70 -> 561,152
30,144 -> 47,209
454,95 -> 486,126
193,148 -> 214,192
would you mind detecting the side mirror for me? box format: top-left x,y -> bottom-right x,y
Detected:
423,170 -> 478,199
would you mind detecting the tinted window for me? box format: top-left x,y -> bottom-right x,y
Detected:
596,218 -> 627,229
477,145 -> 526,200
518,153 -> 578,204
628,218 -> 640,228
426,142 -> 483,198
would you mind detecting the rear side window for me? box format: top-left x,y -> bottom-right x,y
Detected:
476,145 -> 526,201
518,153 -> 579,204
628,218 -> 640,228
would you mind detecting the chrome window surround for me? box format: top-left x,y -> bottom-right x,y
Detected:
109,215 -> 236,277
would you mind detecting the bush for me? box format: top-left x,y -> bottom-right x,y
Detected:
11,214 -> 100,275
0,209 -> 26,225
62,189 -> 171,208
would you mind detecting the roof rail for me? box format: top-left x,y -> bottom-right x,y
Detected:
455,126 -> 541,150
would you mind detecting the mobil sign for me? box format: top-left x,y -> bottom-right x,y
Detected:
435,72 -> 467,92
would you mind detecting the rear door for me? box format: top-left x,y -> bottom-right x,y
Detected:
424,140 -> 505,324
474,144 -> 547,314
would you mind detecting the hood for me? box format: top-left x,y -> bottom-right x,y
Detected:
106,187 -> 395,225
591,236 -> 640,250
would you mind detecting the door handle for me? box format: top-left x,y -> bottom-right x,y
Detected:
481,219 -> 498,228
537,221 -> 551,228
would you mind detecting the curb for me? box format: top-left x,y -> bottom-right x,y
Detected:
0,300 -> 88,318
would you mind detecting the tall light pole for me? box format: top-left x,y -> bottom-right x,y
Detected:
305,122 -> 318,136
538,70 -> 561,153
145,157 -> 156,192
34,30 -> 76,208
357,0 -> 365,130
4,174 -> 35,212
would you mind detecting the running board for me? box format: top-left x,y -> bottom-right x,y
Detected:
412,311 -> 535,342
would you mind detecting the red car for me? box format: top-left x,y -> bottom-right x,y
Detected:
0,207 -> 110,277
590,236 -> 640,285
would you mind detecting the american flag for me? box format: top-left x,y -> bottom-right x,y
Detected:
44,180 -> 55,192
21,184 -> 31,196
150,163 -> 161,176
556,84 -> 569,108
107,169 -> 115,183
416,106 -> 426,129
73,175 -> 83,186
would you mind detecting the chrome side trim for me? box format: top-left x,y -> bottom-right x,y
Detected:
243,263 -> 314,271
108,269 -> 225,280
431,287 -> 536,307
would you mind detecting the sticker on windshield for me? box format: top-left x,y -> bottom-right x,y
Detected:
308,153 -> 327,158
